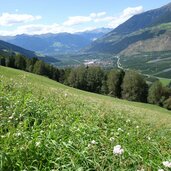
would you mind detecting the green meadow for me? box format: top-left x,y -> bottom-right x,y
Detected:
0,66 -> 171,171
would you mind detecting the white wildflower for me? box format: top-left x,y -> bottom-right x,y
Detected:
137,169 -> 144,171
91,140 -> 97,145
109,137 -> 115,142
64,93 -> 68,97
158,169 -> 164,171
68,140 -> 72,144
15,132 -> 21,137
163,161 -> 171,168
126,119 -> 131,123
88,144 -> 91,148
35,141 -> 41,147
20,146 -> 25,150
136,126 -> 139,129
9,115 -> 13,120
117,128 -> 123,132
113,145 -> 124,155
40,130 -> 44,134
147,136 -> 151,140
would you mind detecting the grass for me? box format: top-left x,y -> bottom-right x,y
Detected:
0,66 -> 171,171
158,77 -> 171,86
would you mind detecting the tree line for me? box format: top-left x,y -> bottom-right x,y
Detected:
0,54 -> 171,110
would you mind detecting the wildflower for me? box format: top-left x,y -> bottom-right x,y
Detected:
40,130 -> 44,134
15,132 -> 21,137
9,115 -> 13,120
158,169 -> 164,171
147,136 -> 151,140
110,137 -> 115,142
88,144 -> 91,148
127,132 -> 130,136
68,140 -> 72,144
35,141 -> 41,147
137,169 -> 144,171
136,126 -> 139,129
126,119 -> 131,123
117,128 -> 123,132
113,145 -> 124,155
64,93 -> 68,97
163,161 -> 171,168
91,140 -> 97,145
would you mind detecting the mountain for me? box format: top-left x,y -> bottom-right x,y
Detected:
0,40 -> 59,63
86,2 -> 171,53
0,28 -> 112,55
76,28 -> 112,41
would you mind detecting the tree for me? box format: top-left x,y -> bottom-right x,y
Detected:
0,56 -> 6,66
168,81 -> 171,88
5,56 -> 15,68
50,66 -> 60,82
14,54 -> 26,70
68,66 -> 87,89
33,60 -> 46,75
122,70 -> 148,102
107,69 -> 124,98
148,81 -> 163,105
101,80 -> 108,95
163,97 -> 171,110
86,66 -> 104,93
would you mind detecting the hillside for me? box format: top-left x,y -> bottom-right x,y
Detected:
0,40 -> 59,63
86,3 -> 171,54
0,66 -> 171,170
0,39 -> 38,58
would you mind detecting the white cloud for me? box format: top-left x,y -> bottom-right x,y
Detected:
63,6 -> 143,28
108,6 -> 143,28
0,24 -> 76,36
63,16 -> 92,26
123,6 -> 143,17
63,12 -> 107,26
0,6 -> 144,36
90,12 -> 107,18
0,13 -> 41,26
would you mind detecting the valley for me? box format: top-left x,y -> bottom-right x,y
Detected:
0,1 -> 171,170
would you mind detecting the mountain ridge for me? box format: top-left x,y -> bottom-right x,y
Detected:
86,2 -> 171,54
0,39 -> 59,63
0,28 -> 112,55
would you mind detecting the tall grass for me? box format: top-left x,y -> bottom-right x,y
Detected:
0,67 -> 171,170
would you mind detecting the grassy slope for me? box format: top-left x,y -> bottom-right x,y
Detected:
158,77 -> 171,86
1,66 -> 170,127
0,66 -> 171,170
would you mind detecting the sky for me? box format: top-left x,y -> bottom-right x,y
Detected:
0,0 -> 171,36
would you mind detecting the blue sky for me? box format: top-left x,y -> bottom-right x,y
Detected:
0,0 -> 170,35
